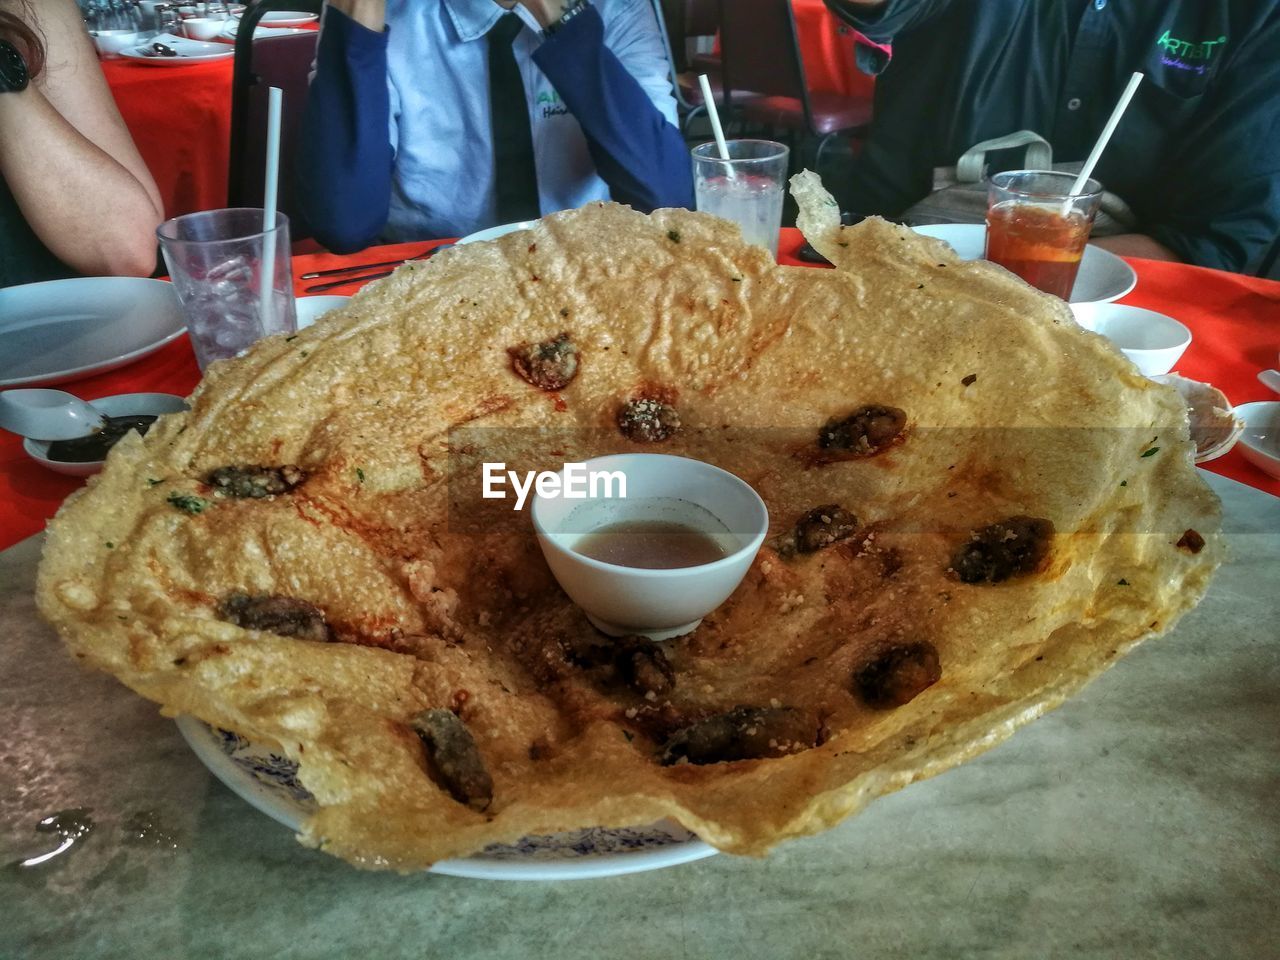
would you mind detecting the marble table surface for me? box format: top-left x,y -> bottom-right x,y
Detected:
2,472 -> 1276,960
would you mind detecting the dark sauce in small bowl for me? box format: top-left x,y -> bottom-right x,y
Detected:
46,414 -> 158,463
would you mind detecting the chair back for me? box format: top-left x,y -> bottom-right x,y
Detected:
228,0 -> 322,240
684,0 -> 720,37
648,0 -> 695,111
719,0 -> 809,106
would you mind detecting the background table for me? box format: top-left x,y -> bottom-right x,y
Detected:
1,470 -> 1275,959
101,58 -> 234,219
1,228 -> 1275,551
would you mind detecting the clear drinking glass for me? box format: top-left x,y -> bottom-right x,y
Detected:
984,170 -> 1104,300
157,209 -> 297,371
692,140 -> 790,260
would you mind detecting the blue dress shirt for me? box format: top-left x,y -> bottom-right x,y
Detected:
299,0 -> 694,251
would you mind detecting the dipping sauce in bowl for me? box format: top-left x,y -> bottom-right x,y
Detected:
574,518 -> 728,569
531,455 -> 768,640
46,414 -> 158,463
23,393 -> 188,477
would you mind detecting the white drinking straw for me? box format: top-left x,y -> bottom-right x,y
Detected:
698,73 -> 736,179
259,85 -> 283,326
1062,71 -> 1144,214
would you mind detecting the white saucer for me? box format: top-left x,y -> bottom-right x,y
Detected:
1235,401 -> 1280,480
458,220 -> 541,245
22,392 -> 188,477
912,223 -> 1138,304
217,21 -> 312,41
120,33 -> 234,64
233,10 -> 318,27
0,277 -> 186,388
175,716 -> 716,880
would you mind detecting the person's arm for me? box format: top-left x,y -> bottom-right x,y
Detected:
0,0 -> 162,277
527,1 -> 693,212
1090,234 -> 1181,263
296,0 -> 393,253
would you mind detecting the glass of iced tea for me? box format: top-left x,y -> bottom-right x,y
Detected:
985,170 -> 1103,300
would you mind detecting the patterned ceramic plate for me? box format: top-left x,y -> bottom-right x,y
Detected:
175,716 -> 716,879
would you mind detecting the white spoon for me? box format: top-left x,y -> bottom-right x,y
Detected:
0,389 -> 108,441
1257,369 -> 1280,396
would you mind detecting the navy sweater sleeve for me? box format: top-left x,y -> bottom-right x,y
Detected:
296,8 -> 393,253
533,6 -> 694,212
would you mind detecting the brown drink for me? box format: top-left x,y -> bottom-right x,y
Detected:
985,202 -> 1092,300
984,170 -> 1103,300
574,520 -> 728,569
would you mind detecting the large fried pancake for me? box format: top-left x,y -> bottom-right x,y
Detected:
37,178 -> 1221,870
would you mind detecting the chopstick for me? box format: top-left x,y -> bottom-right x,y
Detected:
299,244 -> 451,280
304,268 -> 398,293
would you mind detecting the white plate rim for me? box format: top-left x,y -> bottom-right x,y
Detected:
174,715 -> 717,880
457,220 -> 541,245
910,223 -> 1138,304
232,10 -> 318,27
119,42 -> 234,64
0,277 -> 187,388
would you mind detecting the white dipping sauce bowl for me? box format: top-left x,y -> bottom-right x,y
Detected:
182,18 -> 228,41
91,30 -> 140,58
531,454 -> 768,641
1235,401 -> 1280,480
1069,303 -> 1192,377
23,393 -> 188,477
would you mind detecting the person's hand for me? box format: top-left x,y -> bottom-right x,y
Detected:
512,0 -> 570,29
326,0 -> 385,31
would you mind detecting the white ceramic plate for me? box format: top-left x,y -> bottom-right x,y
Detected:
295,295 -> 350,329
217,21 -> 312,41
120,33 -> 234,64
912,223 -> 1137,304
0,277 -> 186,388
233,10 -> 318,27
175,716 -> 716,879
22,393 -> 188,477
1234,401 -> 1280,480
458,220 -> 541,245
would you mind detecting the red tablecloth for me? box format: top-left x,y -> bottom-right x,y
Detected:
1,229 -> 1275,550
101,57 -> 234,218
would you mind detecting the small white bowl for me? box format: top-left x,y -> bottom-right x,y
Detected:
531,454 -> 768,641
295,295 -> 350,330
1150,373 -> 1243,463
23,393 -> 188,477
182,17 -> 228,41
1235,401 -> 1280,480
91,29 -> 141,58
1069,303 -> 1192,377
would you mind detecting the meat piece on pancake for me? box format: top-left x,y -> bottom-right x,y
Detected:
614,636 -> 676,696
794,505 -> 858,553
617,397 -> 680,442
217,593 -> 333,643
817,405 -> 906,458
508,332 -> 579,391
205,465 -> 306,499
854,641 -> 942,709
951,516 -> 1055,584
661,707 -> 818,766
410,709 -> 494,811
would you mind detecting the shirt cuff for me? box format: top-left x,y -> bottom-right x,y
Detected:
535,2 -> 603,50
